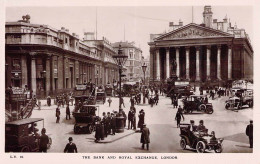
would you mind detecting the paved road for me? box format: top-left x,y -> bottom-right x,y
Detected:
32,94 -> 253,153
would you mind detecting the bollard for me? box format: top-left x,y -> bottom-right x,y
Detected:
115,113 -> 125,133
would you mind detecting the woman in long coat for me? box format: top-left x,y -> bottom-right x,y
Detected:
95,118 -> 102,142
140,124 -> 150,150
138,110 -> 145,131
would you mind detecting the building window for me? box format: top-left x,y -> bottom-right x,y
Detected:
12,59 -> 21,70
65,38 -> 68,44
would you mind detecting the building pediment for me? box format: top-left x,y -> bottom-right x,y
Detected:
155,23 -> 233,41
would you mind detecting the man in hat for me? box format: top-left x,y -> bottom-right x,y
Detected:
140,124 -> 150,150
138,109 -> 145,131
246,120 -> 253,148
197,120 -> 207,133
64,137 -> 78,153
110,113 -> 116,135
56,105 -> 61,123
95,117 -> 102,142
102,112 -> 108,137
175,107 -> 184,128
66,104 -> 71,120
39,128 -> 49,153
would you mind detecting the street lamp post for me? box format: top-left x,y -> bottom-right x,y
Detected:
142,63 -> 147,104
113,44 -> 128,133
41,70 -> 46,98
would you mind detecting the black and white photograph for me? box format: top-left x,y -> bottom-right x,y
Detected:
2,1 -> 259,162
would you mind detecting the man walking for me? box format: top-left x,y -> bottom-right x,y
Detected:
107,97 -> 112,107
47,95 -> 51,107
56,105 -> 61,123
39,128 -> 49,153
66,104 -> 71,120
246,120 -> 253,148
110,113 -> 116,135
140,124 -> 150,150
175,106 -> 184,128
64,137 -> 78,153
128,109 -> 133,130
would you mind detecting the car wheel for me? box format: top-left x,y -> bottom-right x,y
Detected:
225,103 -> 230,110
21,146 -> 30,152
214,144 -> 223,153
180,138 -> 186,150
196,141 -> 206,153
88,125 -> 94,134
199,104 -> 206,111
206,108 -> 214,114
47,137 -> 52,149
74,125 -> 80,134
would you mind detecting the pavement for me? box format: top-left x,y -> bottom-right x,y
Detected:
31,93 -> 253,153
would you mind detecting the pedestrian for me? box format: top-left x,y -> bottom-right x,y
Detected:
132,109 -> 136,130
102,112 -> 108,137
120,97 -> 125,108
204,96 -> 208,104
140,124 -> 150,150
138,109 -> 145,131
56,106 -> 61,123
106,112 -> 112,135
39,128 -> 49,153
64,137 -> 78,153
95,117 -> 102,142
47,95 -> 51,106
246,120 -> 253,148
66,104 -> 70,120
128,109 -> 133,130
175,106 -> 184,128
110,113 -> 116,135
174,99 -> 178,108
107,97 -> 112,107
130,97 -> 135,107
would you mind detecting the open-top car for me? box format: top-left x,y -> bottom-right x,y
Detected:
179,123 -> 224,153
5,118 -> 52,152
182,95 -> 213,114
73,105 -> 99,134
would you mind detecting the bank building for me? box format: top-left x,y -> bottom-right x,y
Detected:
148,6 -> 253,86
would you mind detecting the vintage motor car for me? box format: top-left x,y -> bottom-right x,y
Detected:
225,95 -> 253,110
105,84 -> 113,96
182,95 -> 213,114
5,118 -> 52,152
96,91 -> 106,104
73,105 -> 99,134
179,124 -> 224,153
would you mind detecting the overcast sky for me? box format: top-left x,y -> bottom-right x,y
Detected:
6,6 -> 253,58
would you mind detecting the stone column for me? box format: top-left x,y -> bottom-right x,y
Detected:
217,45 -> 222,80
195,46 -> 200,81
185,47 -> 190,80
166,47 -> 170,79
175,47 -> 180,79
21,55 -> 28,87
206,45 -> 211,80
156,49 -> 160,80
228,45 -> 232,80
149,49 -> 154,82
30,53 -> 37,95
45,55 -> 51,96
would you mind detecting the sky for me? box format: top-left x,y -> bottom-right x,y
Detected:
6,6 -> 253,58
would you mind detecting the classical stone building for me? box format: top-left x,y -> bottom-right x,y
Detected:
5,16 -> 118,98
113,41 -> 143,82
148,6 -> 253,86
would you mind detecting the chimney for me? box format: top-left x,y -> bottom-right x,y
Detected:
61,27 -> 65,30
169,22 -> 174,27
213,19 -> 217,23
65,29 -> 69,32
203,6 -> 213,28
84,32 -> 95,40
179,21 -> 183,26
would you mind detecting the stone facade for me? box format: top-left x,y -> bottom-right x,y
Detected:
5,19 -> 118,98
148,6 -> 253,86
112,42 -> 143,82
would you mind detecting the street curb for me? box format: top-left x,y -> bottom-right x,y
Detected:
97,131 -> 136,143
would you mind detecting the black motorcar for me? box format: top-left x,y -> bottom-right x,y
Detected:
182,95 -> 213,114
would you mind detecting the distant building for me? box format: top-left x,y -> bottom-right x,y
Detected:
112,42 -> 143,82
148,6 -> 253,86
5,15 -> 118,98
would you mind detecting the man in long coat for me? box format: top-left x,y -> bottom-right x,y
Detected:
246,120 -> 253,148
140,124 -> 150,150
138,109 -> 145,131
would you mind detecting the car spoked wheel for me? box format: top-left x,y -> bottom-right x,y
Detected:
206,108 -> 214,114
196,141 -> 206,153
180,138 -> 186,150
225,103 -> 230,110
199,104 -> 206,111
214,144 -> 223,153
74,125 -> 80,134
21,146 -> 30,152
